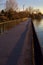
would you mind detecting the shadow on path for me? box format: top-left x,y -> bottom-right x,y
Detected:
6,21 -> 29,65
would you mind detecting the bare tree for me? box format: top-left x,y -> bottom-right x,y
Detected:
6,0 -> 18,11
29,6 -> 33,14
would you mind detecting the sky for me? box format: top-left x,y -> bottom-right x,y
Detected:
0,0 -> 43,13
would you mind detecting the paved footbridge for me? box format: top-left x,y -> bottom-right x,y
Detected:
0,18 -> 42,65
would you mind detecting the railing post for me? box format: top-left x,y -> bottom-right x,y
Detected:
0,25 -> 3,34
0,25 -> 1,33
3,24 -> 5,32
0,24 -> 5,34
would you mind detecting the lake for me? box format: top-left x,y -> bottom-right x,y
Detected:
33,19 -> 43,55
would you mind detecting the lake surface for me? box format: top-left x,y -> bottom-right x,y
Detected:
33,19 -> 43,54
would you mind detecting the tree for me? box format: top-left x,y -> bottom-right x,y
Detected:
1,10 -> 5,14
29,6 -> 33,14
6,0 -> 18,11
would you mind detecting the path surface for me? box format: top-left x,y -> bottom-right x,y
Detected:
0,19 -> 33,65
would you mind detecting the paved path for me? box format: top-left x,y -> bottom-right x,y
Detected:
0,19 -> 33,65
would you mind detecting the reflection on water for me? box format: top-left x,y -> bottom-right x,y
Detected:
33,19 -> 43,54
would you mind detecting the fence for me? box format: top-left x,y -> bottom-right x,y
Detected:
0,18 -> 28,34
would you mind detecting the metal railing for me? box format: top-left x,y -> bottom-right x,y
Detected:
0,20 -> 17,33
0,18 -> 28,34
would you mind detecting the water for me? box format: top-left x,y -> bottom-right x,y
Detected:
33,19 -> 43,54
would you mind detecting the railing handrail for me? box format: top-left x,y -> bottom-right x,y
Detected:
0,19 -> 19,25
0,18 -> 28,33
0,18 -> 28,25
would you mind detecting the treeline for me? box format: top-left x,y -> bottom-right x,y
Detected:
0,0 -> 43,22
28,11 -> 43,20
0,9 -> 29,22
0,9 -> 43,22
